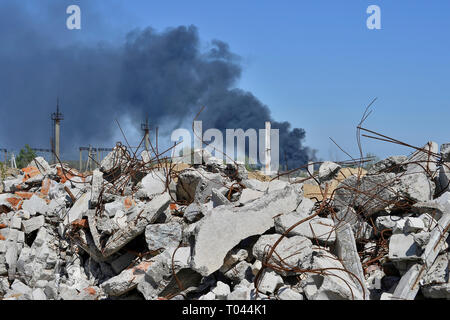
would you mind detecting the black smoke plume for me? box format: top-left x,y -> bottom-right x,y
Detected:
0,1 -> 316,169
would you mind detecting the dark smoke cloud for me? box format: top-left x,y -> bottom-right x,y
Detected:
0,1 -> 316,168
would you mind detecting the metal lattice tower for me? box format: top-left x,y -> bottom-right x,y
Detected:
51,98 -> 64,164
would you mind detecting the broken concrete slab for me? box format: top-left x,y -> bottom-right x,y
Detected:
388,234 -> 423,262
139,170 -> 167,198
101,259 -> 153,296
334,173 -> 399,216
176,168 -> 224,203
422,253 -> 449,286
274,212 -> 336,244
100,193 -> 171,258
333,222 -> 369,299
90,169 -> 103,208
252,234 -> 312,275
404,217 -> 425,233
277,286 -> 304,300
22,195 -> 48,216
224,261 -> 253,283
318,161 -> 341,182
137,247 -> 199,300
189,185 -> 301,276
397,142 -> 438,203
258,270 -> 284,295
375,215 -> 407,233
184,202 -> 207,223
21,215 -> 45,234
302,249 -> 364,300
211,188 -> 230,208
239,188 -> 263,204
391,212 -> 450,300
145,221 -> 182,251
211,281 -> 230,300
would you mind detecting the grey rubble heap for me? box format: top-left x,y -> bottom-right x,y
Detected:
0,144 -> 449,300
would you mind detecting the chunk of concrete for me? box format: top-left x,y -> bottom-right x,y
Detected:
275,213 -> 336,244
258,270 -> 284,295
404,217 -> 425,233
224,261 -> 254,283
100,147 -> 128,175
184,202 -> 207,223
422,253 -> 449,286
334,222 -> 369,299
101,260 -> 153,296
176,168 -> 224,203
227,286 -> 251,300
190,185 -> 301,276
22,195 -> 48,216
100,193 -> 170,258
295,198 -> 315,216
239,189 -> 263,204
334,173 -> 399,216
398,142 -> 438,202
211,188 -> 230,208
140,170 -> 166,198
277,286 -> 304,300
302,249 -> 364,300
220,248 -> 248,273
375,215 -> 406,233
391,212 -> 450,300
21,215 -> 45,234
90,169 -> 104,208
368,155 -> 408,174
319,161 -> 341,182
388,234 -> 423,262
137,247 -> 200,300
211,281 -> 230,300
29,157 -> 53,176
65,192 -> 89,224
32,288 -> 47,300
440,143 -> 450,162
145,221 -> 182,251
252,234 -> 312,275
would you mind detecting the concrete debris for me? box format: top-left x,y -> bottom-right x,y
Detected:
239,188 -> 263,204
334,173 -> 399,216
277,285 -> 304,300
211,281 -> 230,300
1,147 -> 450,300
138,170 -> 167,198
189,185 -> 301,276
301,248 -> 364,300
183,202 -> 207,223
145,221 -> 182,251
21,215 -> 45,234
258,270 -> 284,295
274,212 -> 336,244
22,195 -> 48,216
252,234 -> 313,276
318,161 -> 341,182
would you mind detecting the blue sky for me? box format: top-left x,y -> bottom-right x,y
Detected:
3,1 -> 450,161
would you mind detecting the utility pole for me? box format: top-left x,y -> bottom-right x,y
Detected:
10,153 -> 17,169
51,98 -> 64,164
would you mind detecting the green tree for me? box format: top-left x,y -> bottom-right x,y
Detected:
16,144 -> 37,169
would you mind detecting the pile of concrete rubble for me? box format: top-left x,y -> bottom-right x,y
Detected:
0,142 -> 449,300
